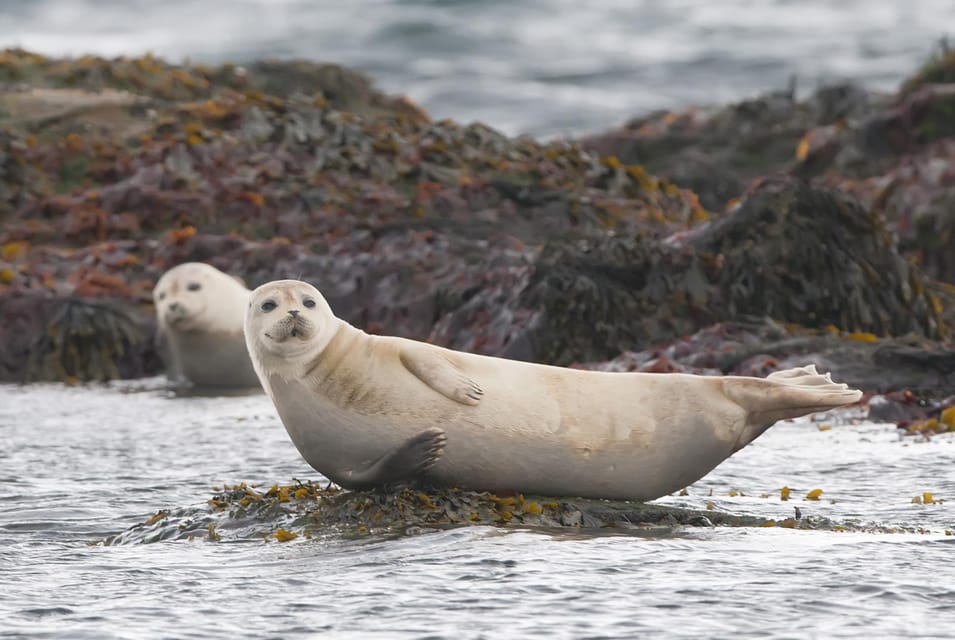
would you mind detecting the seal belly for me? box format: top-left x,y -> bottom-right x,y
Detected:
269,374 -> 421,477
175,330 -> 260,388
419,363 -> 745,500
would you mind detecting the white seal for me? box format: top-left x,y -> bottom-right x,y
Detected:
153,262 -> 260,389
245,279 -> 862,500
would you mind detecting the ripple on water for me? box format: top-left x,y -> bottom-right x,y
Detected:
2,382 -> 955,638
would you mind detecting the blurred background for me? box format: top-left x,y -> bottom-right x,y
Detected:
1,0 -> 952,137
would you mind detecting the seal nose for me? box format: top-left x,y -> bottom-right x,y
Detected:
169,302 -> 180,312
288,309 -> 300,317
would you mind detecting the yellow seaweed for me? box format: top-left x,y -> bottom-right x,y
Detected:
274,528 -> 298,542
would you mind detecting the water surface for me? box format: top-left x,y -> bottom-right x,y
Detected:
1,381 -> 953,638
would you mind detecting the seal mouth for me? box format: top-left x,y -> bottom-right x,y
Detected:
266,316 -> 313,343
164,312 -> 193,329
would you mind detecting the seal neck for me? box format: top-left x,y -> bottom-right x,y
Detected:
300,318 -> 361,379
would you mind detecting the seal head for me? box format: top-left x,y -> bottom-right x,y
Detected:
154,262 -> 247,334
244,280 -> 344,383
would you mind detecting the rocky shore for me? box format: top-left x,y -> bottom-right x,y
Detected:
2,47 -> 954,430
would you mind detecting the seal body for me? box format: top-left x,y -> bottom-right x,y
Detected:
153,262 -> 260,389
246,280 -> 862,501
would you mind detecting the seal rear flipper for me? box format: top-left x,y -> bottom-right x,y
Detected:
399,344 -> 484,405
724,369 -> 862,436
334,427 -> 448,490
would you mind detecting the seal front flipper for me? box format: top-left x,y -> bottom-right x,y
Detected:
335,428 -> 448,490
399,345 -> 484,405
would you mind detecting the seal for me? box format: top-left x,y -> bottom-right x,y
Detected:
245,280 -> 863,501
153,262 -> 261,389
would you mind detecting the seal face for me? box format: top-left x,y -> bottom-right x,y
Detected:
153,262 -> 260,389
246,279 -> 863,501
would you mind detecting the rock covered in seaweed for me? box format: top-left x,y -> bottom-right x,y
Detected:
104,478 -> 940,545
581,83 -> 886,211
583,45 -> 955,286
0,48 -> 426,120
692,176 -> 940,338
0,48 -> 953,388
104,481 -> 844,545
0,50 -> 704,381
0,292 -> 158,382
433,176 -> 944,366
583,318 -> 955,391
579,318 -> 955,428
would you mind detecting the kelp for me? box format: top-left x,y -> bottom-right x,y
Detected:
22,297 -> 145,382
104,481 -> 922,546
583,45 -> 955,286
436,176 -> 945,366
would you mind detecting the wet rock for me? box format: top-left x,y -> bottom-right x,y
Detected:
585,318 -> 955,393
0,291 -> 159,382
899,44 -> 955,96
1,48 -> 954,394
581,84 -> 885,211
0,48 -> 424,120
437,176 -> 943,366
582,318 -> 955,428
104,479 -> 931,545
107,482 -> 857,545
582,47 -> 955,289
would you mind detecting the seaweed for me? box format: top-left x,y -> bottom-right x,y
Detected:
23,297 -> 144,382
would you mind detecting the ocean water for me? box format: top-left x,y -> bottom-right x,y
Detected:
1,380 -> 953,638
1,0 -> 953,136
3,3 -> 955,637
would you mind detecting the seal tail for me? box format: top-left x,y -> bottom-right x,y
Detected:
723,364 -> 862,450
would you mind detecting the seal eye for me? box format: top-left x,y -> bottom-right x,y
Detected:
187,282 -> 201,292
303,298 -> 316,309
158,292 -> 166,301
261,300 -> 277,312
